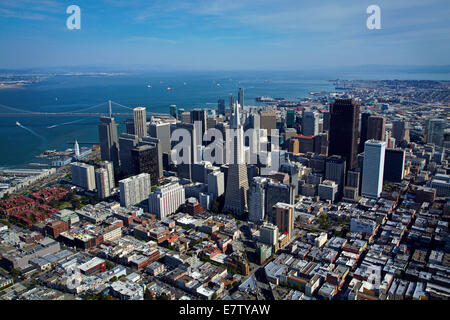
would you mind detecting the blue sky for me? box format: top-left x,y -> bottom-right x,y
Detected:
0,0 -> 449,70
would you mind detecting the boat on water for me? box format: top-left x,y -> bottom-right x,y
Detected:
167,87 -> 174,91
147,85 -> 152,88
16,121 -> 21,126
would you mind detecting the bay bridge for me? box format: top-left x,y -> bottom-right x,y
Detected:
0,100 -> 175,120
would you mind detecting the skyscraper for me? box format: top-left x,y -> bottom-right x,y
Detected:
392,120 -> 409,145
238,87 -> 244,108
274,202 -> 294,240
131,144 -> 160,185
265,181 -> 294,224
148,182 -> 185,220
100,161 -> 115,189
384,148 -> 405,183
119,133 -> 140,176
286,109 -> 296,128
329,98 -> 360,171
359,111 -> 371,153
361,140 -> 386,199
98,117 -> 120,167
71,162 -> 96,191
367,116 -> 386,142
302,111 -> 319,136
325,155 -> 346,199
169,105 -> 177,119
119,173 -> 151,207
95,168 -> 110,199
223,102 -> 249,216
133,107 -> 147,139
190,109 -> 207,137
425,118 -> 445,147
248,177 -> 268,223
217,99 -> 226,115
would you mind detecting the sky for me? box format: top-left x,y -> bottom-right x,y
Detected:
0,0 -> 449,70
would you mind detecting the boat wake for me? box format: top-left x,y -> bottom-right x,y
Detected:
47,118 -> 84,129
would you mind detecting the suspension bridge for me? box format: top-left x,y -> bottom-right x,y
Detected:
0,100 -> 175,120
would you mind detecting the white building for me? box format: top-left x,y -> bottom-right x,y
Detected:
148,182 -> 185,219
207,170 -> 224,199
361,140 -> 386,199
259,223 -> 278,247
95,168 -> 110,199
70,162 -> 96,191
133,106 -> 147,139
119,173 -> 151,207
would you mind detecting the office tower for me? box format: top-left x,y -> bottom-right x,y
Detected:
238,87 -> 244,108
119,133 -> 139,176
343,170 -> 360,201
248,177 -> 268,223
70,162 -> 96,191
425,119 -> 445,147
325,155 -> 346,198
95,168 -> 110,199
190,109 -> 207,137
133,107 -> 147,139
392,120 -> 409,145
217,99 -> 226,115
265,181 -> 293,224
296,135 -> 315,153
98,117 -> 120,167
208,170 -> 225,199
223,102 -> 249,216
329,98 -> 360,171
99,161 -> 115,189
367,116 -> 386,142
274,202 -> 294,240
181,112 -> 191,123
260,111 -> 277,132
322,112 -> 330,132
149,122 -> 171,155
313,133 -> 328,155
302,111 -> 319,136
362,140 -> 386,199
318,180 -> 338,202
119,173 -> 151,207
260,223 -> 279,248
384,148 -> 405,183
148,182 -> 185,220
173,122 -> 199,180
177,108 -> 185,121
169,105 -> 177,118
280,162 -> 299,196
141,136 -> 163,180
359,111 -> 371,153
74,140 -> 80,158
131,144 -> 159,185
289,139 -> 299,154
286,110 -> 296,128
125,118 -> 135,135
229,94 -> 235,111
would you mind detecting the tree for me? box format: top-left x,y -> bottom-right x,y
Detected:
212,292 -> 218,300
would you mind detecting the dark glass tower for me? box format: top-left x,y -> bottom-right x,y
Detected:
329,99 -> 360,171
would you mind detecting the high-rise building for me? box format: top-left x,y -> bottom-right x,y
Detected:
322,112 -> 330,132
99,161 -> 115,189
274,202 -> 294,240
133,107 -> 147,139
148,182 -> 185,220
71,162 -> 96,191
318,180 -> 338,202
149,122 -> 171,155
259,223 -> 279,248
238,88 -> 244,108
265,181 -> 294,224
119,173 -> 151,207
383,148 -> 405,183
361,140 -> 386,199
286,110 -> 296,128
125,118 -> 135,135
229,94 -> 235,111
359,111 -> 371,153
173,122 -> 199,180
367,116 -> 386,142
223,103 -> 249,216
248,177 -> 268,223
207,170 -> 225,199
131,144 -> 160,185
74,140 -> 80,158
260,111 -> 277,132
425,118 -> 445,147
190,109 -> 207,137
302,111 -> 319,136
98,117 -> 120,167
392,120 -> 409,145
280,162 -> 299,196
217,99 -> 226,115
325,155 -> 346,198
169,105 -> 177,119
329,98 -> 360,171
95,168 -> 110,199
119,133 -> 139,176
